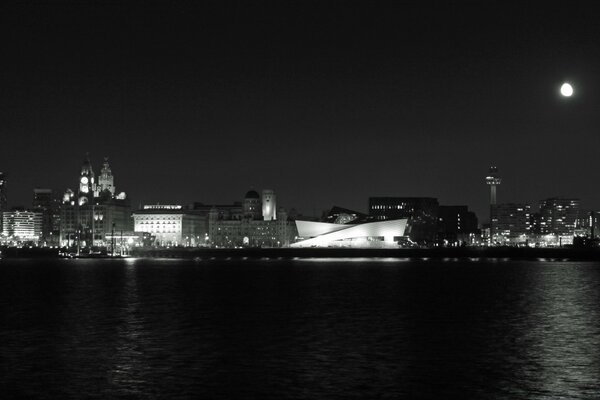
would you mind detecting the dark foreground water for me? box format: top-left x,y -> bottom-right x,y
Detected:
1,258 -> 600,399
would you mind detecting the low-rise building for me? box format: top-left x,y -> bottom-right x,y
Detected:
133,205 -> 207,247
2,208 -> 43,243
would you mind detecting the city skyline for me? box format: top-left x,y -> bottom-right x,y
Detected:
3,2 -> 600,220
0,154 -> 598,222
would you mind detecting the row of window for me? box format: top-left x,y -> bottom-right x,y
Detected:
371,205 -> 406,210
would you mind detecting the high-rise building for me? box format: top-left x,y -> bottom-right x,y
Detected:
492,203 -> 531,244
573,210 -> 599,239
538,198 -> 580,243
262,189 -> 276,221
369,197 -> 439,243
0,172 -> 6,235
33,188 -> 61,246
437,205 -> 478,244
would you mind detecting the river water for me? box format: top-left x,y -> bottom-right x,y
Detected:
1,258 -> 599,399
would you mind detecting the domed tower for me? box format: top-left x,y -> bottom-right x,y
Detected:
97,157 -> 115,196
243,189 -> 261,219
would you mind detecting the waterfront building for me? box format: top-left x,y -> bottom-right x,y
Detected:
243,189 -> 261,219
323,206 -> 369,224
96,157 -> 115,196
437,205 -> 478,245
208,189 -> 295,248
33,188 -> 61,246
492,203 -> 531,244
368,197 -> 439,243
538,197 -> 580,245
292,218 -> 408,248
581,210 -> 600,239
59,155 -> 132,248
2,208 -> 43,243
189,201 -> 244,220
133,205 -> 207,247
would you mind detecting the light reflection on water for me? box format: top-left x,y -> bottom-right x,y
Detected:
1,259 -> 600,399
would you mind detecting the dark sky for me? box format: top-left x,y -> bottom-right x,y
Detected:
2,1 -> 600,221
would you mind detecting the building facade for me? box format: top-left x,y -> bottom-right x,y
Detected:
59,155 -> 132,248
369,197 -> 439,243
33,188 -> 61,246
492,203 -> 531,244
2,209 -> 43,243
133,205 -> 207,247
437,205 -> 478,245
538,198 -> 580,244
208,190 -> 295,248
292,218 -> 408,248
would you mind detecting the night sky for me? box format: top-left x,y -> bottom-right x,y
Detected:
2,1 -> 600,221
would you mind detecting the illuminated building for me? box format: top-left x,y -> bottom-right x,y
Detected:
485,166 -> 501,243
492,203 -> 531,244
538,198 -> 580,244
0,172 -> 6,236
573,210 -> 599,239
369,197 -> 439,243
133,205 -> 206,247
60,155 -> 132,248
33,188 -> 61,246
291,218 -> 408,248
97,157 -> 115,196
2,208 -> 43,242
208,189 -> 294,247
77,154 -> 95,205
262,189 -> 276,221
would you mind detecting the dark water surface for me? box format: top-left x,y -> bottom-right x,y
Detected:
1,258 -> 600,399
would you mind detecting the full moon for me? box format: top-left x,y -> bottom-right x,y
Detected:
560,82 -> 574,97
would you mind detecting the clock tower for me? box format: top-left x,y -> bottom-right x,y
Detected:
78,154 -> 95,205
